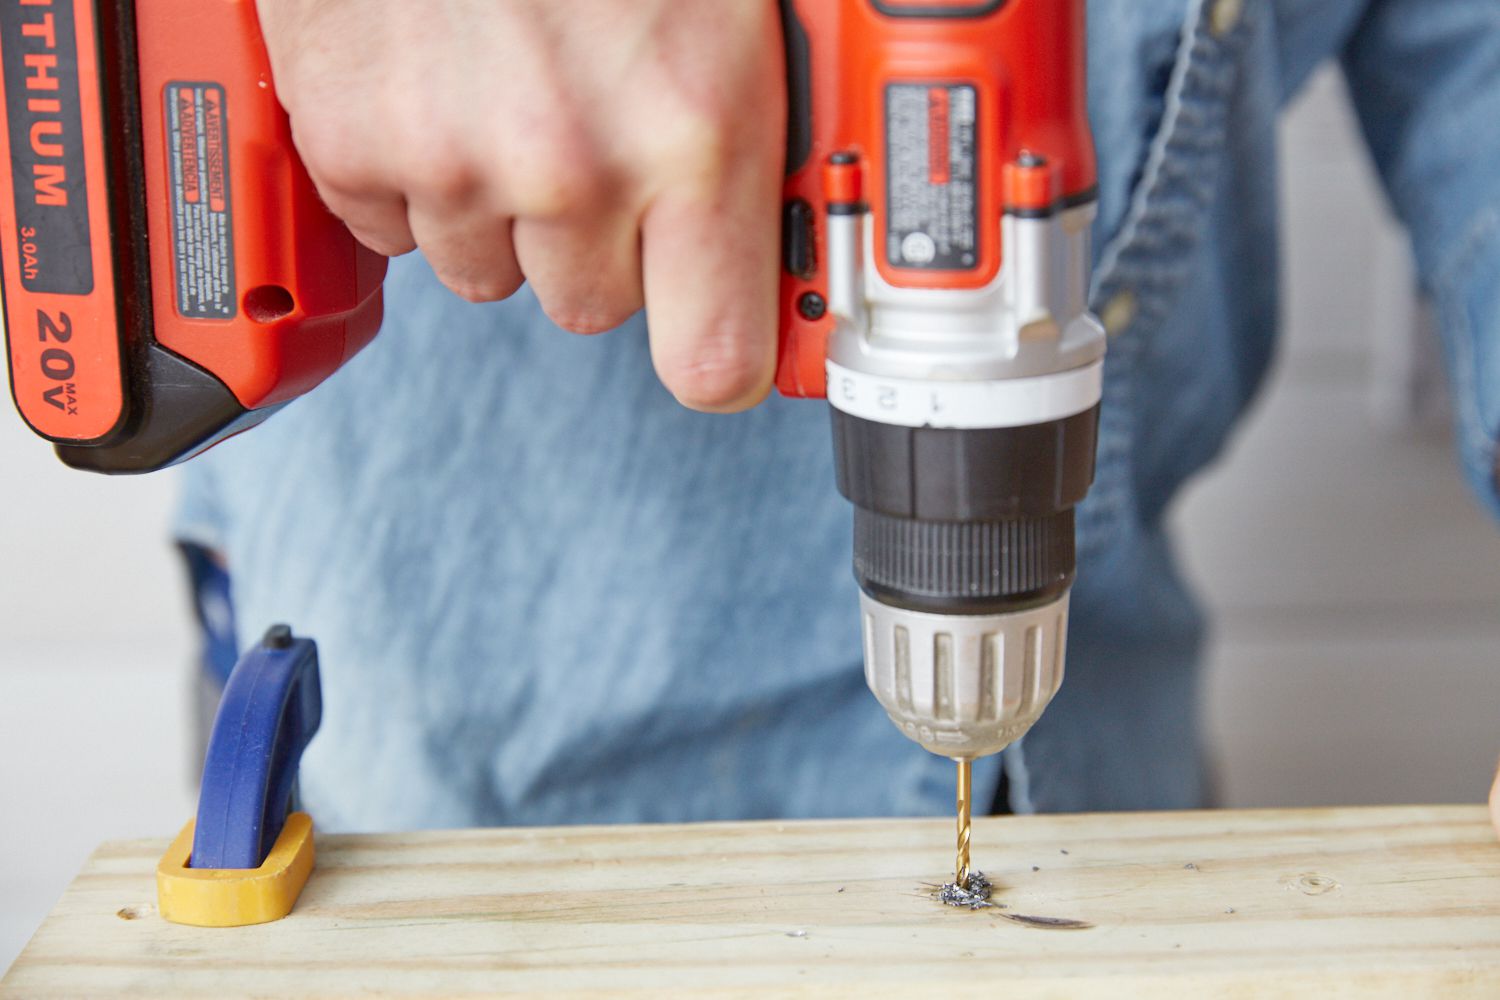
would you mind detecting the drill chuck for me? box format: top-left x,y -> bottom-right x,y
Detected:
857,590 -> 1071,760
832,400 -> 1099,761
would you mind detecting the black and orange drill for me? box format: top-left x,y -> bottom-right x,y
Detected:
1,0 -> 1101,889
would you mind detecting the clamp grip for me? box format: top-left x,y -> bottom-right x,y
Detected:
158,625 -> 323,927
192,624 -> 322,869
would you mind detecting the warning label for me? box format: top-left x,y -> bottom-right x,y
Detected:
165,82 -> 236,318
884,83 -> 978,271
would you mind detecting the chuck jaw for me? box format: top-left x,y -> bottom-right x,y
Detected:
859,590 -> 1069,760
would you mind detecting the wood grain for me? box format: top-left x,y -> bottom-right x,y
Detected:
4,806 -> 1498,998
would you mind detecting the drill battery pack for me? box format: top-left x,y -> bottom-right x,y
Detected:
0,0 -> 384,473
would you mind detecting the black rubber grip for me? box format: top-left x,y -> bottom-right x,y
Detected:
853,508 -> 1075,614
779,0 -> 812,175
870,0 -> 1008,17
831,407 -> 1100,521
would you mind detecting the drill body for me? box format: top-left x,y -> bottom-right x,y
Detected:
1,1 -> 1101,769
779,0 -> 1103,763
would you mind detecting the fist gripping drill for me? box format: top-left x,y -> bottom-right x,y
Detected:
0,0 -> 1101,885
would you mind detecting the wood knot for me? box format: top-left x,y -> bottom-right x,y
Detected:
1286,872 -> 1341,896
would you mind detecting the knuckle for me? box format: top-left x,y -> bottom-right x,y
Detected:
508,166 -> 573,218
349,228 -> 414,258
444,271 -> 522,304
659,331 -> 771,410
545,304 -> 635,336
497,104 -> 602,217
508,148 -> 600,218
657,109 -> 735,183
396,138 -> 480,205
295,121 -> 380,198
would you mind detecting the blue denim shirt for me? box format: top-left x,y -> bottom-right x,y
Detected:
176,0 -> 1500,831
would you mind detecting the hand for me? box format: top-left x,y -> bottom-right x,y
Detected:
1491,759 -> 1500,839
255,0 -> 786,412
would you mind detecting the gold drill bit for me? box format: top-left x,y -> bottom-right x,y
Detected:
955,758 -> 972,890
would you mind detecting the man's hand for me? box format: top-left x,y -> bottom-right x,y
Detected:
255,0 -> 786,412
1491,760 -> 1500,839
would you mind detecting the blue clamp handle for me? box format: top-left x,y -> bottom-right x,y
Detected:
191,625 -> 322,870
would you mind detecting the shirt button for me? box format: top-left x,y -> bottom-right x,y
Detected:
1100,289 -> 1137,336
1211,0 -> 1243,36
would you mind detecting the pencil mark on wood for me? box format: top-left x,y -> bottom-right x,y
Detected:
1001,913 -> 1095,930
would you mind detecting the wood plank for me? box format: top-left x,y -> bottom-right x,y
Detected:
4,806 -> 1498,998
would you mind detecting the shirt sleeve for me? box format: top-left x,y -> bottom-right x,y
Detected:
1341,0 -> 1500,520
173,458 -> 229,553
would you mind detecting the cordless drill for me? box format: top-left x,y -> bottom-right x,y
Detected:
778,0 -> 1101,878
1,0 -> 1101,875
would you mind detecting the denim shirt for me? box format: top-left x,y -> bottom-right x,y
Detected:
176,0 -> 1500,830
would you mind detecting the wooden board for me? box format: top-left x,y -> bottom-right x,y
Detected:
4,805 -> 1499,998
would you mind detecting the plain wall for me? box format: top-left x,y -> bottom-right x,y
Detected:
0,416 -> 194,968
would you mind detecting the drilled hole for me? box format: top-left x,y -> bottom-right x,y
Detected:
243,284 -> 296,323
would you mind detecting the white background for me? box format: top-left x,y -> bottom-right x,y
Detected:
3,69 -> 1499,972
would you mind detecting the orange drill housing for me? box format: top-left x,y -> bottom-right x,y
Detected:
0,0 -> 384,472
776,0 -> 1097,398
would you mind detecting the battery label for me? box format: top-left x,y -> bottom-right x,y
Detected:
884,83 -> 978,271
1,0 -> 94,294
165,81 -> 236,318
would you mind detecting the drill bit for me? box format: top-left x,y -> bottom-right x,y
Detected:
955,758 -> 972,890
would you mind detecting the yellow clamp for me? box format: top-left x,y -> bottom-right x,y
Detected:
156,812 -> 316,927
